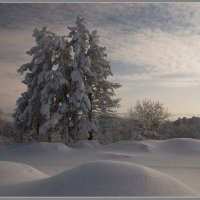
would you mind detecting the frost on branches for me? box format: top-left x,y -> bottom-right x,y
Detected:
87,29 -> 121,139
14,27 -> 71,143
14,15 -> 121,144
38,34 -> 71,143
88,30 -> 121,115
67,15 -> 96,141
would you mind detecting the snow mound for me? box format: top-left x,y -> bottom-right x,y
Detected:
0,161 -> 198,196
69,140 -> 101,149
100,152 -> 132,161
155,138 -> 200,154
105,140 -> 152,153
7,142 -> 70,154
0,161 -> 48,187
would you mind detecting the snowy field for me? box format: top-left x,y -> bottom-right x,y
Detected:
0,138 -> 199,196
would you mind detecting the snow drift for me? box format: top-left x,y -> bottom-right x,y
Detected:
69,140 -> 101,148
0,161 -> 198,196
0,138 -> 200,196
0,161 -> 48,187
5,142 -> 71,154
154,138 -> 200,154
104,138 -> 200,154
104,140 -> 152,153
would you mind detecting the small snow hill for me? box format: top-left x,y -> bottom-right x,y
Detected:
69,140 -> 101,149
154,138 -> 200,154
4,142 -> 71,155
0,161 -> 48,187
0,161 -> 198,196
104,140 -> 152,153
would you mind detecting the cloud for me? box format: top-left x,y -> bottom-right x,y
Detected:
106,29 -> 200,88
1,3 -> 200,114
1,3 -> 200,32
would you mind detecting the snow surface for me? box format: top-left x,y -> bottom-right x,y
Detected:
0,161 -> 48,187
69,140 -> 101,148
0,138 -> 199,196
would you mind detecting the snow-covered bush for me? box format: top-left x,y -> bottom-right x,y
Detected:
129,99 -> 171,139
0,110 -> 15,145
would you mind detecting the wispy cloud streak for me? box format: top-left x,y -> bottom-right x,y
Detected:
1,3 -> 200,114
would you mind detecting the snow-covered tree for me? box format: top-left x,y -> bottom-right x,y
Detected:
129,99 -> 171,139
14,15 -> 122,144
67,15 -> 96,141
14,27 -> 71,142
87,30 -> 121,139
38,35 -> 72,143
67,16 -> 121,141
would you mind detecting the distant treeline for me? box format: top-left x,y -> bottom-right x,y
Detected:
0,110 -> 200,146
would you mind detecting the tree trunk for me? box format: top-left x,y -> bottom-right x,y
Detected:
88,131 -> 93,140
88,92 -> 93,140
64,127 -> 69,145
36,121 -> 40,142
19,132 -> 23,143
48,133 -> 51,143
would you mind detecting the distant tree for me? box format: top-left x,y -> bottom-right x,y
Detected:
129,99 -> 171,139
98,115 -> 122,144
170,117 -> 200,139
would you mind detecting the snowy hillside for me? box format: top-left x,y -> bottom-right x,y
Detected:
0,138 -> 199,196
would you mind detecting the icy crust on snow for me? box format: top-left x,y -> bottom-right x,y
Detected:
0,161 -> 198,196
0,161 -> 48,187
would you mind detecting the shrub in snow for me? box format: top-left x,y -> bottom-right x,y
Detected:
129,99 -> 171,139
0,110 -> 15,145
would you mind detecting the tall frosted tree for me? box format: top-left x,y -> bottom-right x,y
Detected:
14,27 -> 54,142
14,15 -> 121,143
14,27 -> 71,142
38,34 -> 72,143
87,30 -> 121,139
67,15 -> 96,142
88,30 -> 121,112
66,15 -> 121,141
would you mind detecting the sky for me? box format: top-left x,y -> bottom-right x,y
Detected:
0,3 -> 200,118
